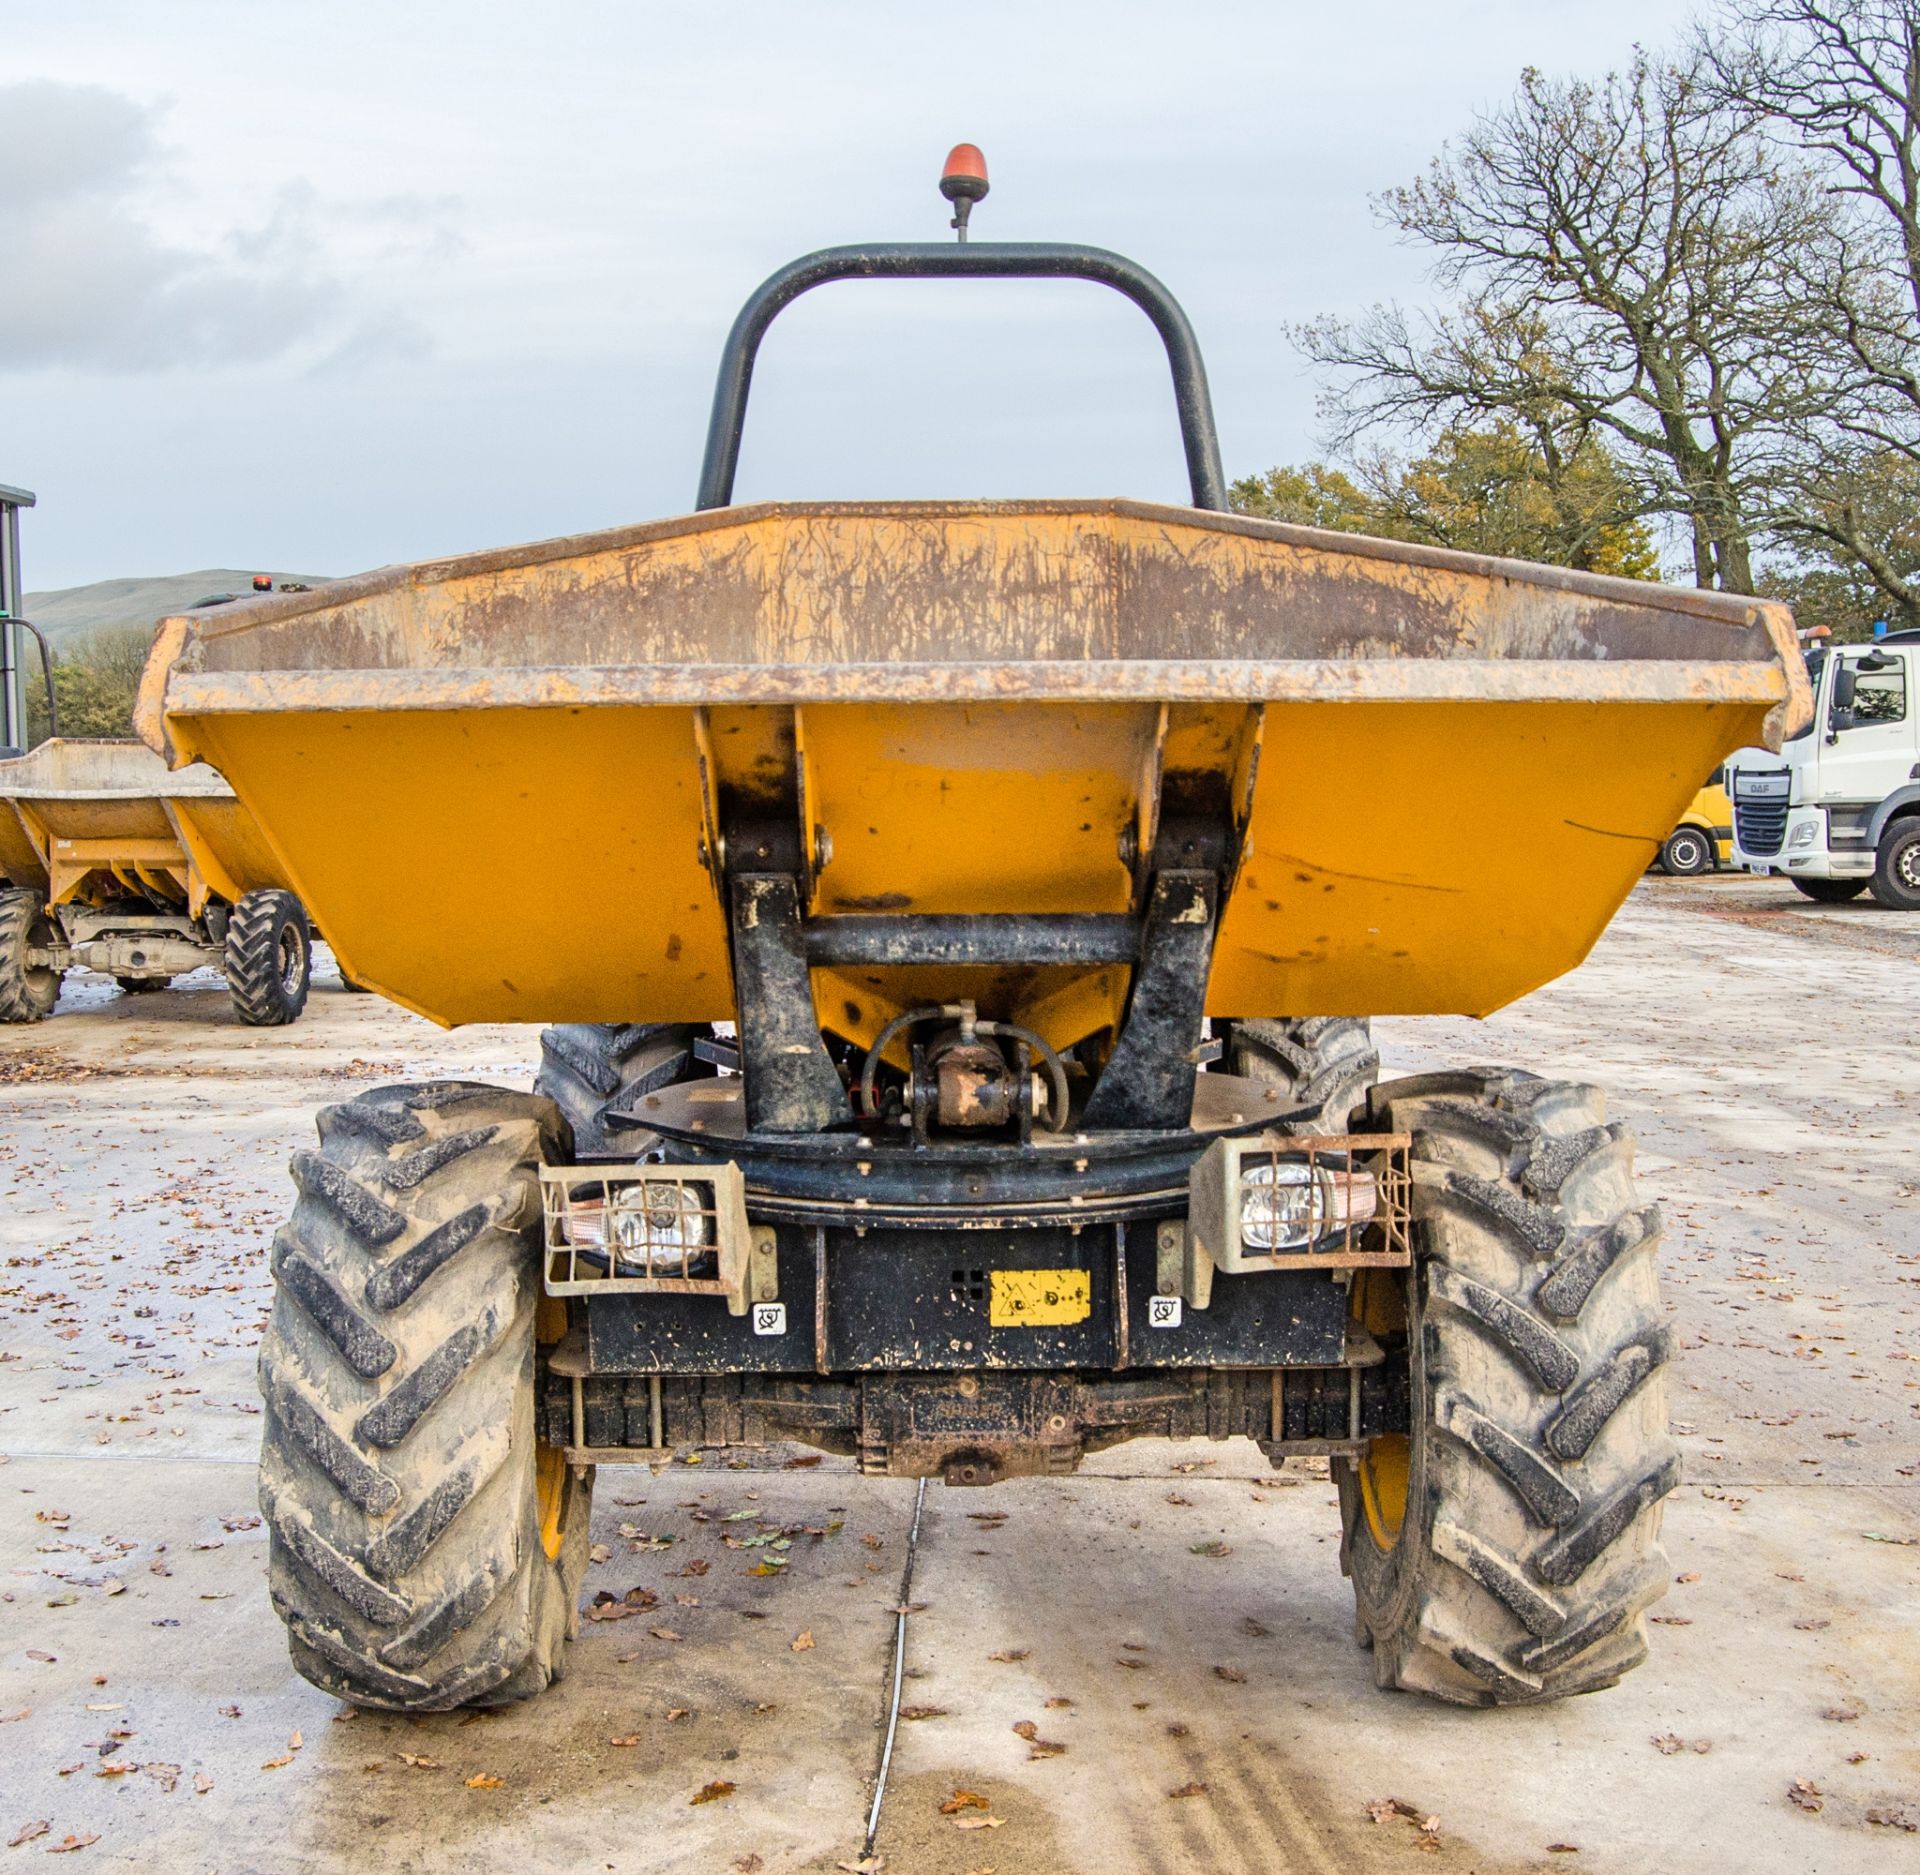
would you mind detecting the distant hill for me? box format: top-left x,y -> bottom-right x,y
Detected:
22,570 -> 334,652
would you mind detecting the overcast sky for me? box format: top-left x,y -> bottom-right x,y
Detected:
5,0 -> 1708,589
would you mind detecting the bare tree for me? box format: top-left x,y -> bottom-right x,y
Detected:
1299,52 -> 1845,591
1706,1 -> 1920,621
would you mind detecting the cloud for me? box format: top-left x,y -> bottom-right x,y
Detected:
0,79 -> 445,374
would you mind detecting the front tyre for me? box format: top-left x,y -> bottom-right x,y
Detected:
1792,877 -> 1867,904
0,888 -> 59,1023
226,889 -> 312,1026
1341,1068 -> 1676,1705
257,1082 -> 589,1711
1869,821 -> 1920,911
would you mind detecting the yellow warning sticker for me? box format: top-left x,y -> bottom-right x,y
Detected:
988,1268 -> 1091,1328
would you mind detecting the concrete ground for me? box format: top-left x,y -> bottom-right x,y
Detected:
0,875 -> 1915,1874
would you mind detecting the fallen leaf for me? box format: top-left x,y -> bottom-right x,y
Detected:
1189,1541 -> 1231,1558
790,1629 -> 815,1652
1546,1845 -> 1581,1855
1213,1665 -> 1247,1684
649,1628 -> 683,1643
589,1544 -> 612,1564
1867,1806 -> 1918,1832
674,1559 -> 710,1578
1675,1571 -> 1700,1584
1793,1619 -> 1830,1632
47,1836 -> 99,1856
691,1779 -> 735,1805
8,1822 -> 49,1849
940,1790 -> 990,1814
1168,1782 -> 1209,1799
25,1651 -> 55,1664
1652,1734 -> 1684,1755
1649,1614 -> 1693,1626
733,1858 -> 766,1873
1011,1719 -> 1065,1759
987,1649 -> 1028,1664
261,1752 -> 295,1770
783,1454 -> 823,1468
1822,1706 -> 1860,1722
900,1705 -> 948,1722
1114,1657 -> 1147,1671
953,1816 -> 1005,1832
398,1753 -> 443,1770
667,1708 -> 690,1723
1242,1617 -> 1270,1637
1789,1778 -> 1824,1814
193,1773 -> 213,1795
834,1858 -> 884,1873
465,1773 -> 503,1789
609,1734 -> 643,1748
0,1709 -> 29,1724
1043,1696 -> 1072,1709
1861,1532 -> 1918,1546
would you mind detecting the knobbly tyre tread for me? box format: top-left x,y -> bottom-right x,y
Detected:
1230,1015 -> 1380,1134
0,887 -> 59,1023
257,1080 -> 590,1711
534,1022 -> 702,1154
1341,1067 -> 1677,1705
224,888 -> 312,1027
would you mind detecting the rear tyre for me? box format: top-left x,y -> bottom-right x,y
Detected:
1340,1068 -> 1675,1706
1869,821 -> 1920,911
226,889 -> 312,1026
1231,1016 -> 1379,1134
0,889 -> 59,1024
1791,877 -> 1867,904
257,1081 -> 588,1711
534,1023 -> 702,1155
1657,827 -> 1713,876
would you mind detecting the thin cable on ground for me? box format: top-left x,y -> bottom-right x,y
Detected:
863,1475 -> 928,1854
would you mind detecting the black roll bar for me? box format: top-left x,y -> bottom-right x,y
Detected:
695,241 -> 1228,512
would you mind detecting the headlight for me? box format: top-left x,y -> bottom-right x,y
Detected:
1241,1162 -> 1332,1250
1789,820 -> 1817,849
1240,1160 -> 1378,1250
608,1181 -> 712,1268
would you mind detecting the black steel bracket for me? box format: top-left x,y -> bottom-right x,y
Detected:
696,242 -> 1227,512
1080,817 -> 1229,1131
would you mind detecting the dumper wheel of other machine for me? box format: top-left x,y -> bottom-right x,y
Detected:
116,976 -> 169,994
1792,878 -> 1867,903
0,887 -> 60,1024
1341,1068 -> 1676,1705
1230,1016 -> 1379,1135
225,888 -> 312,1026
534,1022 -> 705,1155
256,1082 -> 587,1710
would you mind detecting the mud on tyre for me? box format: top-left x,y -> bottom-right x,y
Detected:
534,1022 -> 702,1155
1231,1016 -> 1379,1134
1340,1068 -> 1677,1705
257,1081 -> 589,1711
0,888 -> 59,1023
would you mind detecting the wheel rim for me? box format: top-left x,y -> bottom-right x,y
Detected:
535,1445 -> 570,1561
278,927 -> 304,994
1900,843 -> 1920,890
1350,1266 -> 1411,1550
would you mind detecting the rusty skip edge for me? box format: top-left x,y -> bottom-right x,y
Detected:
138,657 -> 1802,763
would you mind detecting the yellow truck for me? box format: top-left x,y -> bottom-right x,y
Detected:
1656,768 -> 1735,875
136,155 -> 1806,1713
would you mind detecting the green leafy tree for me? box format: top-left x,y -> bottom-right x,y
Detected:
23,627 -> 151,745
1231,422 -> 1661,578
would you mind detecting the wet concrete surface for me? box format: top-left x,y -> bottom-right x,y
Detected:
0,879 -> 1915,1873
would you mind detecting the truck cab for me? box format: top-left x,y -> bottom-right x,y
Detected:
1729,632 -> 1920,909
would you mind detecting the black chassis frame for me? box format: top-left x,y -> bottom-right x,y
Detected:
540,802 -> 1412,1479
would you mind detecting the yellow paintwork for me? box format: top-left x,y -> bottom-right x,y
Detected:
988,1269 -> 1092,1328
134,500 -> 1805,1035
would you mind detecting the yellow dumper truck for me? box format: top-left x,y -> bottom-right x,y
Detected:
135,161 -> 1806,1712
0,735 -> 315,1023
